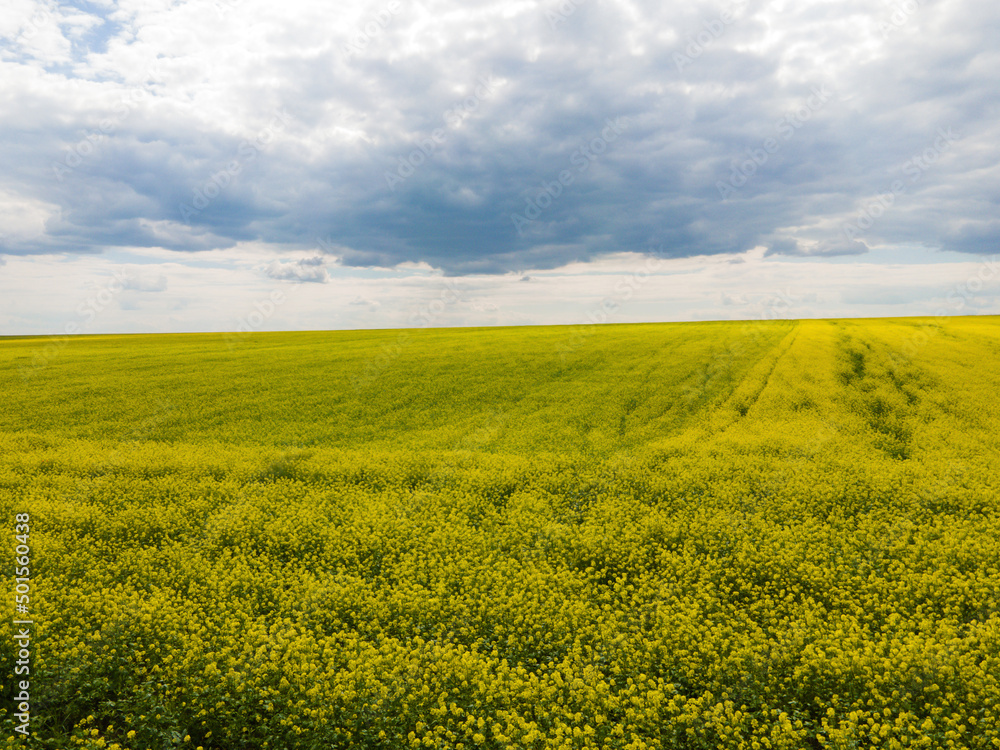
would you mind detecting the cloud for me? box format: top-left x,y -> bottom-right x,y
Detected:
122,270 -> 168,292
3,246 -> 998,336
720,291 -> 748,306
941,221 -> 1000,255
766,237 -> 869,258
349,295 -> 380,308
0,0 -> 997,277
264,258 -> 330,283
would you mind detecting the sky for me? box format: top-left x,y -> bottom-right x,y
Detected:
1,0 -> 998,335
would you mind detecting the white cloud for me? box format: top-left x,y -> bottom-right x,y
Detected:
1,0 -> 999,332
122,267 -> 168,292
263,258 -> 331,284
2,246 -> 997,336
0,190 -> 59,247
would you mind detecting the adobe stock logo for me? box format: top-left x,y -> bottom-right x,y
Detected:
51,62 -> 162,182
179,109 -> 292,222
674,1 -> 747,72
879,0 -> 923,38
716,85 -> 832,199
510,117 -> 628,236
384,75 -> 500,191
224,290 -> 286,349
546,0 -> 586,29
842,127 -> 959,242
344,1 -> 402,57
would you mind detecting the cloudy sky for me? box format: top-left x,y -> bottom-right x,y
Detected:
1,0 -> 998,335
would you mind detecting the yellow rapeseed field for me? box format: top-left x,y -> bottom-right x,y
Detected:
1,316 -> 999,749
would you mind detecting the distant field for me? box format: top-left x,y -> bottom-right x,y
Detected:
2,317 -> 999,749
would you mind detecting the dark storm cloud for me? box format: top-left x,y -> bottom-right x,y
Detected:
1,0 -> 998,273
